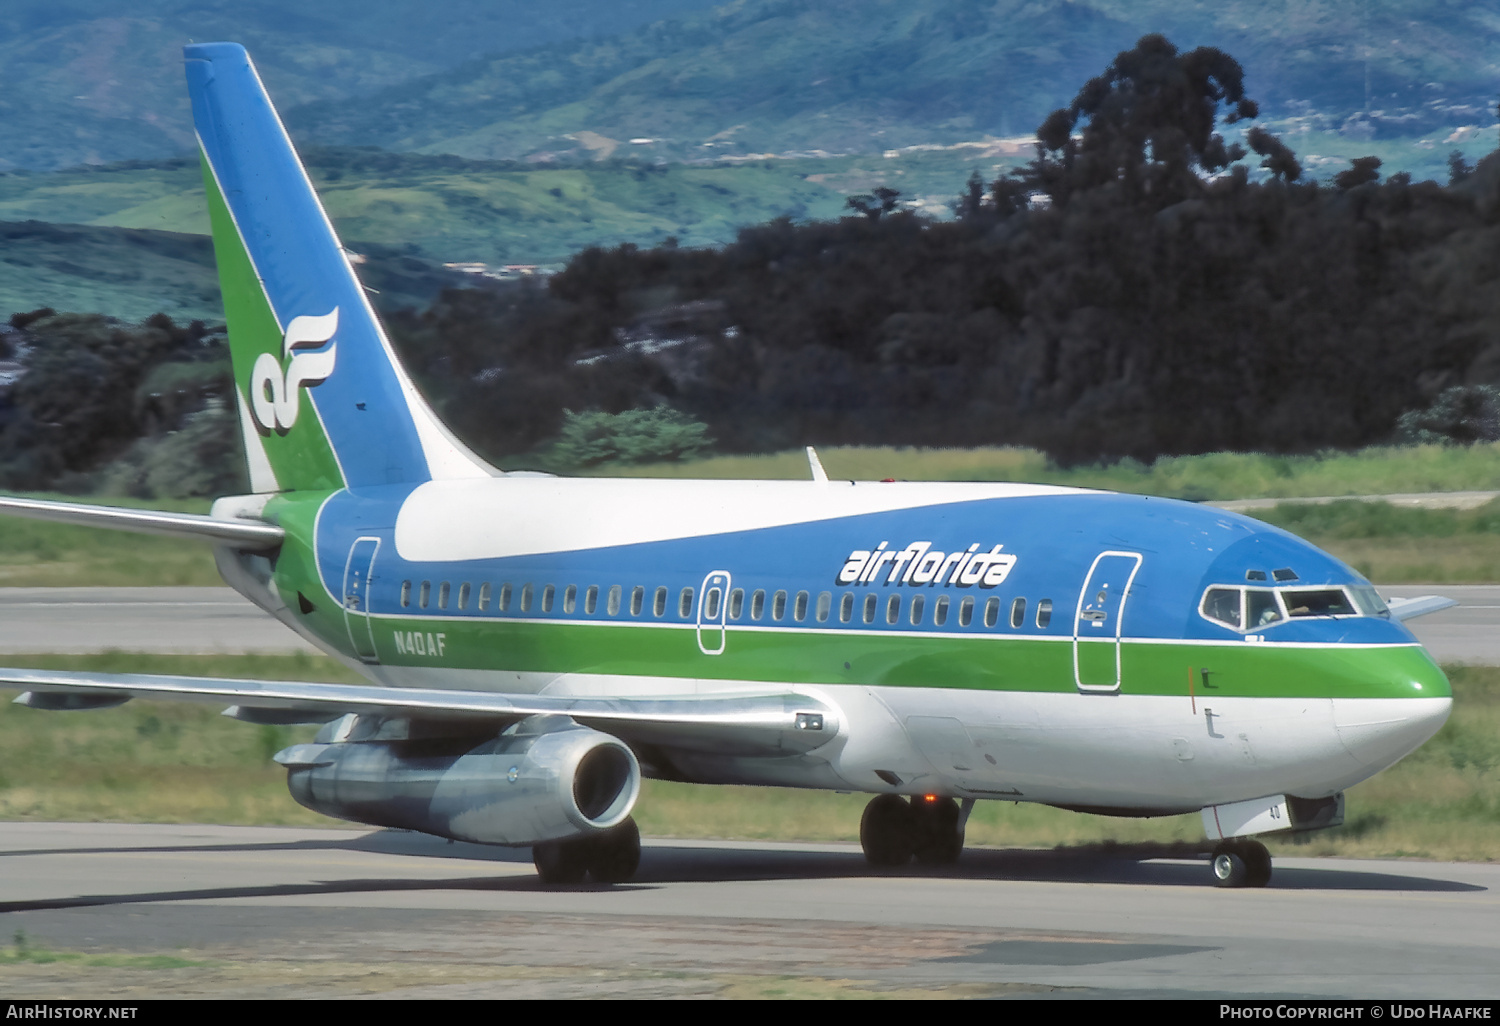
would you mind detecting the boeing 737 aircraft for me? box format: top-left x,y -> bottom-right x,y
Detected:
0,43 -> 1457,888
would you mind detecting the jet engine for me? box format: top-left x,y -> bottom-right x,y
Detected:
274,713 -> 640,846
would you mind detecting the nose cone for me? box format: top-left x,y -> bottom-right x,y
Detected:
1333,659 -> 1452,770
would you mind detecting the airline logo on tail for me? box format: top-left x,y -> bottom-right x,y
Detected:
248,308 -> 339,434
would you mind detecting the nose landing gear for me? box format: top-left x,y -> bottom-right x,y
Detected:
860,794 -> 967,866
1211,838 -> 1272,888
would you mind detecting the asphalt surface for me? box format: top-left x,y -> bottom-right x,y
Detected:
0,584 -> 1492,663
0,823 -> 1493,999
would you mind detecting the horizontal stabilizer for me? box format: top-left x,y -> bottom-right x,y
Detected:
0,667 -> 837,758
1385,595 -> 1458,622
0,495 -> 283,549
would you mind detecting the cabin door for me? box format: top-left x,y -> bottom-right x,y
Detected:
1073,550 -> 1142,693
342,536 -> 381,663
696,570 -> 731,655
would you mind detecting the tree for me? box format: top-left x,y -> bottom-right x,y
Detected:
1246,125 -> 1301,182
1335,156 -> 1382,190
1022,34 -> 1263,207
846,186 -> 902,222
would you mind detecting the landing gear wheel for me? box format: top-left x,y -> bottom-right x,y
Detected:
586,818 -> 641,884
533,838 -> 590,885
1211,840 -> 1272,888
1242,839 -> 1272,888
911,796 -> 964,865
860,794 -> 915,866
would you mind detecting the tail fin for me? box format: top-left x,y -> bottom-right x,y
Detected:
184,42 -> 492,493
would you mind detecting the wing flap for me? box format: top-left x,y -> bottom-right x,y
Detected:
0,667 -> 837,757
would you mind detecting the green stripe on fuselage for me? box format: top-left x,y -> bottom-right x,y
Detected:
351,614 -> 1448,701
199,151 -> 344,492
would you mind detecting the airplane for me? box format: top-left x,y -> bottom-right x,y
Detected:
0,42 -> 1457,889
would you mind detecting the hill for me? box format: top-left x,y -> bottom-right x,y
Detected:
0,219 -> 469,324
0,0 -> 723,171
0,147 -> 1008,271
285,0 -> 1500,167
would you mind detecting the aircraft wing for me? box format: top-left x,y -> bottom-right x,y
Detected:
0,667 -> 836,757
1385,595 -> 1458,622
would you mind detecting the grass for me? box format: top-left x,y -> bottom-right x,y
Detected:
609,442 -> 1500,500
0,495 -> 220,587
0,652 -> 1494,862
4,443 -> 1500,586
2,930 -> 210,970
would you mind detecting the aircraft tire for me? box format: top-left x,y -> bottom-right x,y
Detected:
587,817 -> 642,884
911,796 -> 964,865
1242,839 -> 1273,888
533,838 -> 591,885
861,794 -> 916,867
1211,842 -> 1250,888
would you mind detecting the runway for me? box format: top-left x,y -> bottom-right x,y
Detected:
0,823 -> 1493,999
0,584 -> 1495,663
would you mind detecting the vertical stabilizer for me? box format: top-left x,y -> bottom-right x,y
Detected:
184,42 -> 493,493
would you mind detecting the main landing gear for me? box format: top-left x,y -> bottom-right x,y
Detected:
533,818 -> 641,885
1211,838 -> 1272,888
860,794 -> 967,867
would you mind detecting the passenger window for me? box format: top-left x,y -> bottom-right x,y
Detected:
498,583 -> 512,612
478,583 -> 491,611
751,589 -> 766,620
984,597 -> 999,628
608,585 -> 622,616
816,591 -> 831,622
520,583 -> 534,613
729,588 -> 744,619
794,591 -> 809,622
1036,598 -> 1052,628
1246,590 -> 1281,628
839,592 -> 854,623
563,585 -> 577,614
630,586 -> 644,616
958,596 -> 974,627
458,583 -> 470,610
772,590 -> 787,620
679,588 -> 694,618
886,595 -> 901,625
933,595 -> 949,626
419,581 -> 431,609
586,585 -> 598,614
863,594 -> 878,624
1201,587 -> 1242,629
705,587 -> 722,619
438,582 -> 450,609
909,594 -> 925,625
400,581 -> 411,608
654,586 -> 667,617
1010,597 -> 1026,628
541,585 -> 555,613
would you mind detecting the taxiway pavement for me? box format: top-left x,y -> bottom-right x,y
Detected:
0,823 -> 1493,999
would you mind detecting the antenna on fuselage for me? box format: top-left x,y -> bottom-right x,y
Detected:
805,446 -> 829,483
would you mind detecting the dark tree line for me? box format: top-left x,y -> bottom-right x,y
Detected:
6,35 -> 1500,494
386,36 -> 1500,466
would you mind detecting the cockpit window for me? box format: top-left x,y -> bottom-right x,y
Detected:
1246,590 -> 1283,628
1349,585 -> 1391,618
1201,587 -> 1243,629
1199,583 -> 1376,631
1283,589 -> 1356,618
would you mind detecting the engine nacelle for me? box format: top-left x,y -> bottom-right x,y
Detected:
274,714 -> 640,846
